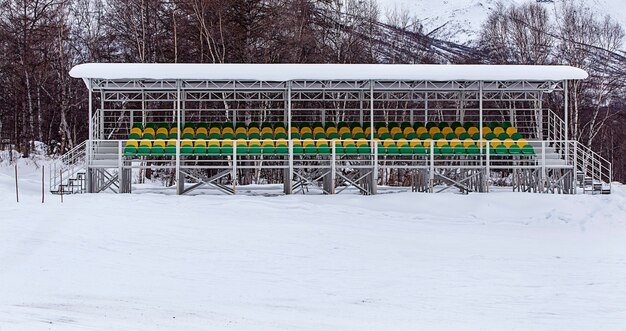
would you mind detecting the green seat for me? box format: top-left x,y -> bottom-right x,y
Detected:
445,133 -> 457,140
502,121 -> 512,129
334,145 -> 345,155
301,133 -> 313,140
488,121 -> 499,130
406,132 -> 418,140
485,132 -> 496,140
498,133 -> 509,140
142,133 -> 155,140
262,133 -> 274,140
249,145 -> 262,155
451,121 -> 462,129
207,146 -> 220,155
236,145 -> 248,155
419,133 -> 431,140
195,133 -> 208,140
304,145 -> 317,155
412,122 -> 425,130
181,145 -> 193,155
379,133 -> 391,140
262,145 -> 275,154
293,145 -> 304,155
340,133 -> 352,140
522,145 -> 535,155
400,122 -> 412,129
324,122 -> 336,129
124,146 -> 137,155
432,132 -> 444,140
426,122 -> 438,129
222,133 -> 234,140
438,122 -> 449,130
413,145 -> 426,155
511,132 -> 523,140
345,145 -> 358,155
393,133 -> 404,140
291,132 -> 300,139
453,146 -> 466,155
248,133 -> 261,140
386,144 -> 399,155
165,145 -> 176,155
275,146 -> 288,154
463,122 -> 476,130
459,133 -> 470,140
209,133 -> 221,139
495,144 -> 508,155
339,122 -> 350,129
439,145 -> 453,155
181,133 -> 193,140
399,145 -> 412,155
466,145 -> 480,155
275,133 -> 288,140
315,132 -> 326,140
318,145 -> 331,155
274,122 -> 285,129
471,133 -> 481,140
221,146 -> 233,155
508,145 -> 521,155
358,145 -> 371,154
328,132 -> 340,140
132,123 -> 143,129
193,146 -> 207,155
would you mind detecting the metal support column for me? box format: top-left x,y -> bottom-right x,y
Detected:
176,80 -> 183,195
86,79 -> 93,193
286,81 -> 293,194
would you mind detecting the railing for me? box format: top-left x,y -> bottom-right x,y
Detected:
545,109 -> 612,192
49,140 -> 87,192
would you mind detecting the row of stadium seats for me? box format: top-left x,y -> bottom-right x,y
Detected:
123,138 -> 535,156
129,121 -> 524,142
124,121 -> 534,156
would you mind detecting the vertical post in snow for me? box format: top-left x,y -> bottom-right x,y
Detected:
42,166 -> 45,203
369,81 -> 374,150
479,81 -> 484,187
564,80 -> 569,163
60,169 -> 64,203
15,163 -> 19,203
87,79 -> 93,193
370,81 -> 377,195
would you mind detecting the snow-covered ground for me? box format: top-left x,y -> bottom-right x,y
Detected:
1,159 -> 626,330
378,0 -> 626,45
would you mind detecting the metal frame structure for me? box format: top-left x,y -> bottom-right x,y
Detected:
50,64 -> 612,196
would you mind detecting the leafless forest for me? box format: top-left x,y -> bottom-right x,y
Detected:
0,0 -> 624,180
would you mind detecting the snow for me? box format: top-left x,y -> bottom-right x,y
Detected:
378,0 -> 626,46
1,160 -> 626,330
70,63 -> 588,84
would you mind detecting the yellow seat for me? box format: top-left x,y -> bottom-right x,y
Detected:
236,139 -> 248,147
352,127 -> 364,136
222,127 -> 235,135
209,127 -> 221,135
503,139 -> 515,148
290,127 -> 300,135
409,139 -> 422,148
390,127 -> 402,135
182,127 -> 194,136
493,127 -> 505,136
506,127 -> 518,136
449,139 -> 462,148
489,138 -> 501,148
249,138 -> 261,146
377,127 -> 389,136
463,139 -> 475,148
356,139 -> 369,147
313,127 -> 325,135
441,127 -> 453,136
467,127 -> 479,136
208,139 -> 220,147
181,140 -> 193,148
262,140 -> 274,147
276,139 -> 288,147
517,139 -> 529,148
169,127 -> 178,137
194,139 -> 207,148
396,139 -> 409,147
429,127 -> 441,136
221,139 -> 233,147
423,138 -> 433,148
302,139 -> 315,147
383,139 -> 395,148
234,127 -> 247,135
342,138 -> 356,147
326,127 -> 338,135
130,127 -> 143,136
403,127 -> 415,136
248,127 -> 260,135
153,140 -> 166,149
436,139 -> 447,148
143,127 -> 156,137
339,127 -> 351,135
196,127 -> 208,136
454,127 -> 466,136
300,127 -> 312,135
261,127 -> 273,135
364,127 -> 372,137
291,138 -> 302,146
166,139 -> 176,147
482,127 -> 492,135
316,139 -> 329,147
275,127 -> 287,135
126,140 -> 139,148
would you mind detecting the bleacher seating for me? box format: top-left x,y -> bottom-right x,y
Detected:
122,121 -> 535,156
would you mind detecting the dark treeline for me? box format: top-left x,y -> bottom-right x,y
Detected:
0,0 -> 624,180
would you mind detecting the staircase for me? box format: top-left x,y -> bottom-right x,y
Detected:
50,141 -> 87,195
574,143 -> 612,194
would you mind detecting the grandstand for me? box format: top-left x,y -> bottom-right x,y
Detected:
52,63 -> 612,195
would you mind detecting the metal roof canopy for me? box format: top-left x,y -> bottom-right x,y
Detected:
71,63 -> 588,90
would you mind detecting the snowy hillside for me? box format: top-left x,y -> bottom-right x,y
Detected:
378,0 -> 626,44
1,161 -> 626,330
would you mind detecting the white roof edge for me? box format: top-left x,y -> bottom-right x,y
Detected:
69,63 -> 589,82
